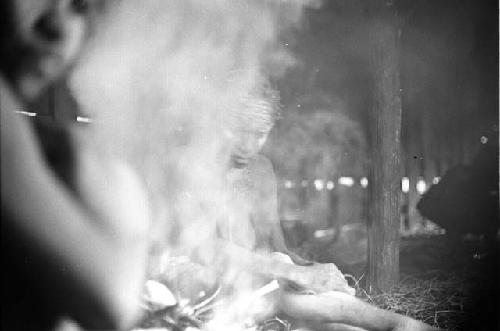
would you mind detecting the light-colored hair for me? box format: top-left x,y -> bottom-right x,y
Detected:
233,83 -> 281,133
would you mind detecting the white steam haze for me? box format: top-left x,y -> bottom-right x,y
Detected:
69,0 -> 318,328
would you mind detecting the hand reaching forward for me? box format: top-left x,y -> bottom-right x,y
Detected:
295,263 -> 355,295
271,253 -> 355,295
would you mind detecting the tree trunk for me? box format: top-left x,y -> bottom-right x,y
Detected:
366,1 -> 402,293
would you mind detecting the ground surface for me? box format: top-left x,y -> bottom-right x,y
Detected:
346,235 -> 499,331
294,233 -> 499,330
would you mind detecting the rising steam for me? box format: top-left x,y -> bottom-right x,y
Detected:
69,0 -> 316,328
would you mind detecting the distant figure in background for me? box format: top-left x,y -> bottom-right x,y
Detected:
1,1 -> 150,330
216,83 -> 439,331
154,86 -> 351,303
221,87 -> 312,265
417,130 -> 499,240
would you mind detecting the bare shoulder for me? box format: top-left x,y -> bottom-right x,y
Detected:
248,154 -> 277,187
254,154 -> 274,169
248,154 -> 279,224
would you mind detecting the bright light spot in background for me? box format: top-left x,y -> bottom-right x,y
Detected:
416,178 -> 427,195
284,180 -> 294,189
314,228 -> 336,239
76,116 -> 92,123
314,179 -> 324,191
326,181 -> 335,190
401,177 -> 410,193
480,136 -> 488,144
338,177 -> 354,187
301,180 -> 308,188
15,110 -> 37,117
360,177 -> 368,188
432,177 -> 441,184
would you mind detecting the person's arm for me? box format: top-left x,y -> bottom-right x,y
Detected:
259,171 -> 312,266
1,93 -> 150,329
251,155 -> 312,266
190,154 -> 351,294
279,291 -> 440,331
206,237 -> 352,294
249,155 -> 351,292
257,161 -> 313,266
192,216 -> 351,294
269,223 -> 313,266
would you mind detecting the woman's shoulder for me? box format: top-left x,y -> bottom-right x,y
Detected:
247,154 -> 277,196
248,154 -> 275,179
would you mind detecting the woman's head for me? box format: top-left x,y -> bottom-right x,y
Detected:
227,84 -> 280,168
0,0 -> 108,100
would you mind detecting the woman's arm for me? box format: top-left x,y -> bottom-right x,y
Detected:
1,91 -> 150,329
279,291 -> 440,331
206,237 -> 352,294
248,155 -> 351,293
253,155 -> 313,266
270,223 -> 313,266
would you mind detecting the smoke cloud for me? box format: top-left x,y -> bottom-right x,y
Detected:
68,0 -> 316,327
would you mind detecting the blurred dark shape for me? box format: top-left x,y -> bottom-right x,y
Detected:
2,117 -> 78,331
32,117 -> 76,189
417,132 -> 499,237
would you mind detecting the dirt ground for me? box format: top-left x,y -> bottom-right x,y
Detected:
297,234 -> 499,330
357,235 -> 498,330
398,235 -> 499,330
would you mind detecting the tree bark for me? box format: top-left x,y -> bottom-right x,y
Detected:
366,1 -> 402,293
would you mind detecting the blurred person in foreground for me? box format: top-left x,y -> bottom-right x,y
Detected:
1,1 -> 151,330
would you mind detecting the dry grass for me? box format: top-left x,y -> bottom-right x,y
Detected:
295,234 -> 498,331
347,269 -> 491,331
